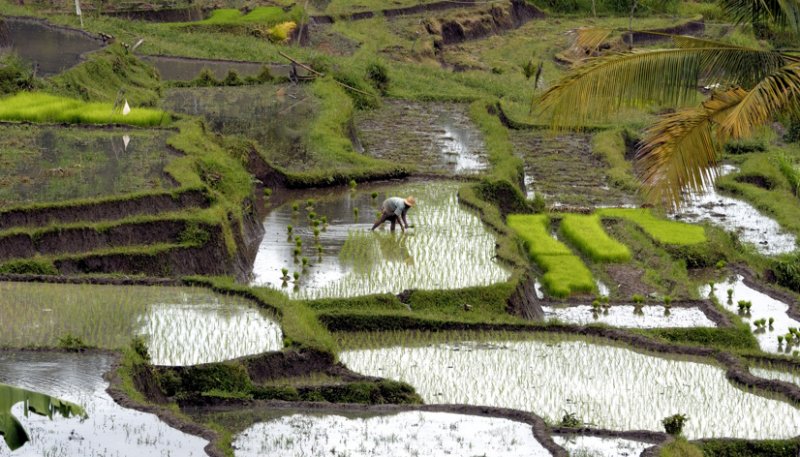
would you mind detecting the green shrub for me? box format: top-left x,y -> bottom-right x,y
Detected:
598,208 -> 706,245
699,439 -> 800,457
0,259 -> 58,275
130,336 -> 150,362
0,54 -> 37,95
57,334 -> 90,351
662,413 -> 688,436
561,214 -> 631,262
724,139 -> 766,155
772,252 -> 800,293
365,61 -> 390,95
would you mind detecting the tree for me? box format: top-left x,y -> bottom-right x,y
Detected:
537,0 -> 800,209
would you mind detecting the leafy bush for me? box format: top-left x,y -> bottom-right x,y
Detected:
365,61 -> 390,95
0,54 -> 37,95
130,336 -> 151,362
58,334 -> 90,351
662,413 -> 688,436
0,259 -> 58,275
724,139 -> 766,155
772,253 -> 800,293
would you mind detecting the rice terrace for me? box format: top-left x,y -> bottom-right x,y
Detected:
1,0 -> 800,453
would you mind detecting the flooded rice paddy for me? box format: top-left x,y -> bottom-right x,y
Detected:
553,435 -> 651,457
232,411 -> 551,457
0,282 -> 282,365
354,101 -> 489,174
340,335 -> 800,439
542,305 -> 717,328
0,17 -> 103,76
701,275 -> 800,354
251,181 -> 511,298
510,131 -> 634,207
0,351 -> 207,456
749,367 -> 800,388
675,165 -> 796,255
0,125 -> 176,206
162,85 -> 315,170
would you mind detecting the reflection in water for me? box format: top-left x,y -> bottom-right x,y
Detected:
1,18 -> 102,76
251,182 -> 510,298
342,338 -> 800,439
232,412 -> 551,457
0,352 -> 207,457
542,305 -> 716,328
701,275 -> 800,354
675,165 -> 796,255
0,383 -> 84,451
553,435 -> 650,457
749,367 -> 800,388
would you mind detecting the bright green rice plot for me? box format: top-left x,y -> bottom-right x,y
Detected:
507,214 -> 595,297
189,6 -> 303,26
0,93 -> 170,127
560,214 -> 631,262
598,208 -> 706,245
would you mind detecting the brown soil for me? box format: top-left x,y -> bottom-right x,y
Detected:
507,271 -> 545,319
425,0 -> 544,46
0,189 -> 210,231
103,7 -> 206,22
605,264 -> 652,297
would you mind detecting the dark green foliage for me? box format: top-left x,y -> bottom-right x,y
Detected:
365,62 -> 390,95
699,439 -> 800,457
251,385 -> 301,401
0,54 -> 37,95
130,336 -> 151,362
784,117 -> 800,143
724,139 -> 766,155
662,413 -> 688,436
179,222 -> 212,245
0,259 -> 58,275
476,179 -> 529,216
169,363 -> 252,395
306,294 -> 406,312
559,412 -> 582,427
194,69 -> 219,87
252,380 -> 421,404
57,334 -> 90,351
772,253 -> 800,292
222,69 -> 244,86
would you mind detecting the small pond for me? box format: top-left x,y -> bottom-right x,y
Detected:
0,282 -> 283,365
251,181 -> 511,298
0,17 -> 103,76
0,125 -> 176,206
0,351 -> 207,456
354,100 -> 488,175
701,275 -> 800,354
553,435 -> 651,457
542,305 -> 717,328
675,165 -> 796,255
232,411 -> 552,457
162,85 -> 315,169
340,335 -> 800,439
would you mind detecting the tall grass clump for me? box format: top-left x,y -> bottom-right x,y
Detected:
0,92 -> 170,126
775,153 -> 800,196
561,214 -> 631,262
598,208 -> 706,245
507,214 -> 595,297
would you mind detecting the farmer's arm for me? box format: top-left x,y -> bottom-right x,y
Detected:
401,207 -> 410,229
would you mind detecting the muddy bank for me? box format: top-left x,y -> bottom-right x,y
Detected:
0,189 -> 210,231
425,0 -> 544,46
143,55 -> 298,81
507,271 -> 545,319
104,6 -> 206,22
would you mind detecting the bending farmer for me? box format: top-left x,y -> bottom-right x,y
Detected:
371,196 -> 415,232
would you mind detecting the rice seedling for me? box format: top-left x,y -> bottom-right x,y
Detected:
0,282 -> 281,364
560,214 -> 631,262
0,92 -> 170,126
232,411 -> 551,457
340,331 -> 800,439
597,208 -> 706,245
553,436 -> 650,457
507,214 -> 594,297
542,305 -> 716,328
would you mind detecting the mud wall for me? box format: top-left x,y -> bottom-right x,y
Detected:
426,0 -> 544,46
103,7 -> 206,22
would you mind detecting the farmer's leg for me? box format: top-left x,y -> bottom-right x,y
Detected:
371,212 -> 390,230
389,215 -> 397,232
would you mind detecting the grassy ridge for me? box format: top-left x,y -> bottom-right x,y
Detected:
0,92 -> 170,126
507,214 -> 595,297
188,6 -> 304,26
598,208 -> 706,245
560,214 -> 631,262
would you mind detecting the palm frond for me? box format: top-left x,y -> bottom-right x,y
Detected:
537,46 -> 786,127
673,35 -> 790,85
636,89 -> 745,209
716,0 -> 800,32
716,62 -> 800,138
574,27 -> 612,53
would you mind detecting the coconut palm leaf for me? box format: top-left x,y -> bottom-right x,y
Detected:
717,62 -> 800,138
537,45 -> 787,127
636,89 -> 745,208
1,383 -> 86,451
716,0 -> 800,32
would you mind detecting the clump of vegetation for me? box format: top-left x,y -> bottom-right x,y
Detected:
365,61 -> 390,95
724,139 -> 767,155
560,214 -> 631,262
57,333 -> 90,352
662,413 -> 688,436
0,54 -> 37,95
558,412 -> 582,427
